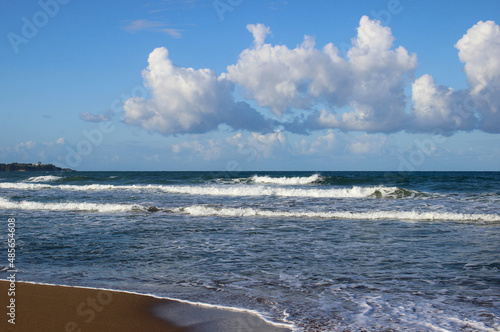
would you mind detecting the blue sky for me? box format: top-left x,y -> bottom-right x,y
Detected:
1,0 -> 500,171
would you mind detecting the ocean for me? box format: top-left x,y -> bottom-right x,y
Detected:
1,171 -> 499,331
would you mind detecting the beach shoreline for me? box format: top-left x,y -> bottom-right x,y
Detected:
0,280 -> 293,332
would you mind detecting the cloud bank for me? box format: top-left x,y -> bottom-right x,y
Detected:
122,16 -> 500,136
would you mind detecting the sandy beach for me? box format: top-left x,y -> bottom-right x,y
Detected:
0,280 -> 292,332
0,280 -> 186,331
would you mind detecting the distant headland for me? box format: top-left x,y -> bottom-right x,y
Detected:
0,162 -> 74,172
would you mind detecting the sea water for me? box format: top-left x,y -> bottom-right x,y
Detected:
0,171 -> 499,331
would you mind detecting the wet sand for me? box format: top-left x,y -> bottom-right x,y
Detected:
0,280 -> 292,332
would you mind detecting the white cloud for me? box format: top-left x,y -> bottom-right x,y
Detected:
297,130 -> 337,155
124,19 -> 164,31
407,20 -> 500,134
227,16 -> 416,132
456,21 -> 500,95
410,74 -> 474,133
160,28 -> 183,38
15,141 -> 37,151
172,138 -> 223,161
123,47 -> 271,135
124,47 -> 232,135
246,23 -> 271,47
348,134 -> 387,155
455,20 -> 500,133
227,131 -> 287,160
123,17 -> 500,137
225,25 -> 350,117
337,16 -> 417,132
79,111 -> 112,123
123,19 -> 182,38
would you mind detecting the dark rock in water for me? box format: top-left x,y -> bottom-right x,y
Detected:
146,206 -> 160,212
0,162 -> 74,172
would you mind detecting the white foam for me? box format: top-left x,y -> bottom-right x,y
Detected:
346,294 -> 500,332
0,182 -> 52,190
250,174 -> 322,185
0,181 -> 414,199
0,183 -> 133,191
158,184 -> 387,198
24,175 -> 63,182
0,197 -> 142,213
174,205 -> 500,222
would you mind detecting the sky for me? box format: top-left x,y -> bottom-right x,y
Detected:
1,0 -> 500,171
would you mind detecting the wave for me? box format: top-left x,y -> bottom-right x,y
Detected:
0,183 -> 117,191
2,194 -> 498,221
249,174 -> 322,185
0,183 -> 53,190
24,175 -> 63,183
173,205 -> 500,223
0,182 -> 420,199
0,197 -> 146,213
156,184 -> 395,198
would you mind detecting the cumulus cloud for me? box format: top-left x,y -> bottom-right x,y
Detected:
247,23 -> 271,47
410,74 -> 474,133
406,20 -> 500,134
227,16 -> 417,132
225,24 -> 350,117
456,21 -> 500,95
455,20 -> 500,132
123,47 -> 271,135
123,17 -> 500,137
338,16 -> 417,132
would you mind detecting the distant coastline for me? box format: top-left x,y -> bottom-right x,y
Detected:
0,162 -> 74,172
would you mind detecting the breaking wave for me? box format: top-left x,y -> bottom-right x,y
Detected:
24,175 -> 63,183
249,174 -> 322,185
173,205 -> 500,223
0,182 -> 421,199
0,197 -> 145,213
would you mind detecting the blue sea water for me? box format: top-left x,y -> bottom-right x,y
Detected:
0,171 -> 499,331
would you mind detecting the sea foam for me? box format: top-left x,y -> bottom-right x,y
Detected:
0,182 -> 420,199
249,174 -> 322,185
173,205 -> 500,223
0,197 -> 143,213
24,175 -> 63,183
